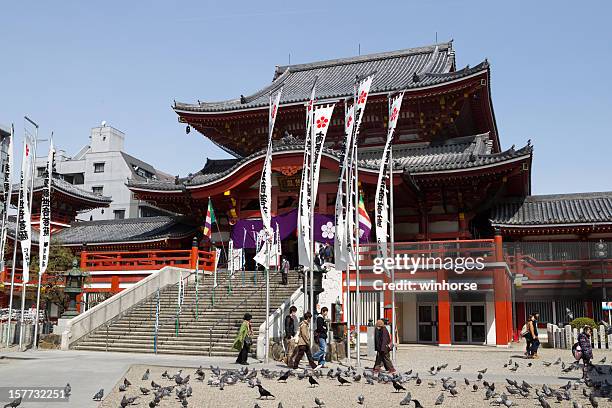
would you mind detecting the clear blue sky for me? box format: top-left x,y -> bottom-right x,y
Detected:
1,1 -> 611,194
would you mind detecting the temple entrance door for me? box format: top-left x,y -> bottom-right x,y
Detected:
417,303 -> 438,343
452,303 -> 486,344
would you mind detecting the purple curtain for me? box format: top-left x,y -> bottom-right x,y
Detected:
231,208 -> 370,249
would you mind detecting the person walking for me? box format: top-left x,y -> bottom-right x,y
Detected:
373,319 -> 396,373
233,313 -> 253,365
313,307 -> 329,368
281,257 -> 290,285
577,325 -> 593,379
523,313 -> 533,356
292,311 -> 318,369
527,312 -> 540,358
283,306 -> 298,366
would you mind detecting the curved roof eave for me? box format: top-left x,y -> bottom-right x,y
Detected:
173,65 -> 490,116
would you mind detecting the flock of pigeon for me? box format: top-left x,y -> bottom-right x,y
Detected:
91,355 -> 612,408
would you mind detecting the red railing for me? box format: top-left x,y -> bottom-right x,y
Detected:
506,254 -> 612,280
80,249 -> 216,272
1,268 -> 64,286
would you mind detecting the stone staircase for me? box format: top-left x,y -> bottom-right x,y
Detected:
72,270 -> 300,356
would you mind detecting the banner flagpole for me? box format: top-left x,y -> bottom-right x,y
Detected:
19,117 -> 37,351
354,125 -> 361,366
6,131 -> 20,348
33,135 -> 54,349
390,140 -> 396,362
309,100 -> 315,347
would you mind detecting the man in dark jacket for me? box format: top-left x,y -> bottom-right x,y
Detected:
577,326 -> 593,379
283,306 -> 298,366
373,319 -> 395,373
313,307 -> 329,367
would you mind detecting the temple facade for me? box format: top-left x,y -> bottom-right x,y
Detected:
123,42 -> 612,346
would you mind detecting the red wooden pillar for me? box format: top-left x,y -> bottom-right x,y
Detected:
111,276 -> 120,293
80,249 -> 88,270
437,269 -> 451,346
515,301 -> 526,342
506,276 -> 513,343
493,231 -> 509,346
190,237 -> 198,269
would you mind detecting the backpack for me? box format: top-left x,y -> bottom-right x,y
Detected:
572,342 -> 582,361
520,323 -> 529,337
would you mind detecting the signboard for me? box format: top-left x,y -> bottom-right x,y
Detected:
602,302 -> 612,311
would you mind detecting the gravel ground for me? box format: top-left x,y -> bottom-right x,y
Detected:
98,346 -> 612,408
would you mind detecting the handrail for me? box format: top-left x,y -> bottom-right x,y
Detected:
98,268 -> 198,350
207,269 -> 281,356
151,268 -> 236,352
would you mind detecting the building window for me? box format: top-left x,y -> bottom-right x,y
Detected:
114,209 -> 125,220
94,162 -> 105,173
37,166 -> 46,177
92,186 -> 103,195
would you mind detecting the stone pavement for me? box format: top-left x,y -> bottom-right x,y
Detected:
0,344 -> 611,407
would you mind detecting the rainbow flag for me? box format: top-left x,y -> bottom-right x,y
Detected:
202,198 -> 215,239
358,193 -> 371,239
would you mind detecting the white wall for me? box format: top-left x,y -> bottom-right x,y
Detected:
486,291 -> 497,345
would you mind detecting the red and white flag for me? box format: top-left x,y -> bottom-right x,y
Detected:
375,92 -> 404,263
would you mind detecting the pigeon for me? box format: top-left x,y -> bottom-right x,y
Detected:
413,400 -> 424,408
599,356 -> 606,364
357,394 -> 365,405
64,383 -> 71,397
453,365 -> 462,372
464,378 -> 470,385
151,381 -> 160,389
2,398 -> 21,408
392,380 -> 406,392
399,391 -> 412,405
309,376 -> 319,387
124,378 -> 131,387
118,383 -> 128,392
472,384 -> 479,392
141,368 -> 150,381
92,389 -> 104,401
478,368 -> 488,374
450,387 -> 459,397
278,371 -> 290,382
315,397 -> 325,407
435,393 -> 445,405
337,375 -> 351,386
256,384 -> 274,399
140,387 -> 150,395
477,373 -> 483,380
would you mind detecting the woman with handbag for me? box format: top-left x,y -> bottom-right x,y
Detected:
233,313 -> 253,365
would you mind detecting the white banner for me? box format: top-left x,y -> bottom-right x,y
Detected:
311,103 -> 335,200
259,88 -> 282,234
375,93 -> 404,262
17,138 -> 33,283
0,125 -> 14,266
346,75 -> 374,266
297,81 -> 316,268
334,104 -> 355,270
39,141 -> 55,275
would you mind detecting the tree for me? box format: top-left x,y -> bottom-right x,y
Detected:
29,241 -> 76,311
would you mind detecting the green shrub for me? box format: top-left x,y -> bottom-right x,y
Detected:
569,317 -> 597,330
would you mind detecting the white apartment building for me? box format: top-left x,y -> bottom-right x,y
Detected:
36,124 -> 173,221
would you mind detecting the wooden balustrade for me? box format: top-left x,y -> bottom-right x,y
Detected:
80,249 -> 216,272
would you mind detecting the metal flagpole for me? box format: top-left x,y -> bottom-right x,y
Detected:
265,235 -> 271,363
19,118 -> 37,351
390,142 -> 397,362
309,103 -> 315,347
354,126 -> 361,367
6,201 -> 20,348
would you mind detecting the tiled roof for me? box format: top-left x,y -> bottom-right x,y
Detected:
128,134 -> 532,192
13,177 -> 112,204
490,192 -> 612,227
174,42 -> 491,114
53,216 -> 196,245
